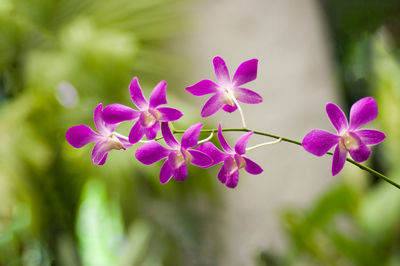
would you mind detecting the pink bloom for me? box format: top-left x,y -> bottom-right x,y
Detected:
135,122 -> 212,184
103,77 -> 183,144
196,124 -> 263,188
185,56 -> 262,117
302,97 -> 386,175
66,104 -> 132,165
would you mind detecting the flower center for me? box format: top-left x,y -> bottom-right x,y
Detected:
141,109 -> 161,128
340,132 -> 359,151
221,86 -> 236,107
226,154 -> 246,175
171,149 -> 192,168
105,134 -> 125,150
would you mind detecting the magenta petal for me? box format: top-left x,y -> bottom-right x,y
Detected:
217,124 -> 233,153
349,144 -> 371,163
93,103 -> 108,135
235,131 -> 253,155
91,141 -> 109,165
213,56 -> 230,84
222,104 -> 237,113
135,141 -> 170,165
185,79 -> 218,96
129,77 -> 148,110
201,94 -> 224,117
218,156 -> 237,187
149,80 -> 167,108
103,104 -> 140,124
349,97 -> 378,130
144,122 -> 159,140
233,59 -> 258,87
217,164 -> 228,184
157,107 -> 183,122
234,88 -> 262,104
161,122 -> 179,148
355,129 -> 386,145
181,123 -> 203,149
159,160 -> 173,184
129,120 -> 145,144
243,156 -> 263,175
196,142 -> 227,166
188,149 -> 212,168
326,103 -> 348,134
66,125 -> 99,148
302,129 -> 339,156
225,170 -> 239,189
169,160 -> 188,181
332,144 -> 347,176
98,154 -> 108,165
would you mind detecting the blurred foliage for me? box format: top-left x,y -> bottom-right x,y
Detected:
0,0 -> 221,265
256,1 -> 400,265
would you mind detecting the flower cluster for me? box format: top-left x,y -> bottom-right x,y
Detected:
66,56 -> 386,188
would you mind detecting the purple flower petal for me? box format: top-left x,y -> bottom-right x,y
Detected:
135,141 -> 170,165
149,80 -> 167,108
355,129 -> 386,146
213,56 -> 230,84
173,164 -> 188,181
302,129 -> 339,156
188,149 -> 212,168
66,125 -> 99,148
185,80 -> 218,96
332,144 -> 347,176
235,131 -> 253,155
129,120 -> 145,144
349,97 -> 378,130
226,169 -> 239,189
167,153 -> 188,181
217,157 -> 233,184
129,77 -> 148,110
181,123 -> 203,149
103,104 -> 140,124
349,144 -> 371,163
217,124 -> 233,153
233,59 -> 258,87
243,156 -> 263,175
91,140 -> 109,165
196,142 -> 227,166
98,154 -> 108,165
218,156 -> 237,187
326,103 -> 348,134
93,103 -> 109,135
201,94 -> 224,117
160,160 -> 173,184
144,122 -> 159,140
222,104 -> 238,113
161,122 -> 179,148
234,88 -> 262,104
157,107 -> 183,122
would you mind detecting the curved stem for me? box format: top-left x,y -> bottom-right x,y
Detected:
172,127 -> 400,190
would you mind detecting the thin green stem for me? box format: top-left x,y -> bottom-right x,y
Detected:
171,127 -> 400,190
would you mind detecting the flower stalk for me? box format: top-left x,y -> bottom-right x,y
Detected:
172,127 -> 400,189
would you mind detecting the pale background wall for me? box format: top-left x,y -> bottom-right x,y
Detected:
182,0 -> 341,265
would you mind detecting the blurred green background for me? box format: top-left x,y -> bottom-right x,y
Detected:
1,0 -> 400,265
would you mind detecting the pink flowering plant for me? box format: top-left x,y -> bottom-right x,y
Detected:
66,56 -> 399,189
